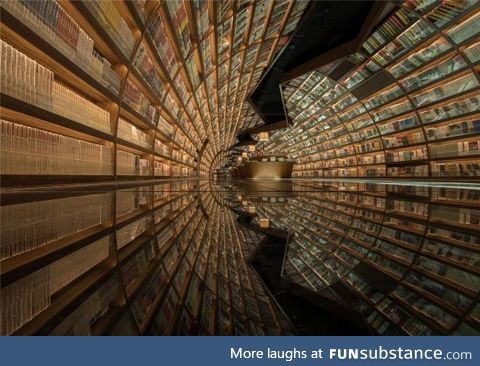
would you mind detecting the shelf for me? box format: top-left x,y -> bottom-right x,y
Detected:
258,5 -> 480,181
0,4 -> 119,103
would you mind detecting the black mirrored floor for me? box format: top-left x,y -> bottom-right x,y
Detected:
1,179 -> 479,335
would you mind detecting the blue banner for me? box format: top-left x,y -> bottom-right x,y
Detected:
0,336 -> 478,366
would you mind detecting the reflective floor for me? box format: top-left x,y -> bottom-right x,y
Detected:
1,179 -> 479,335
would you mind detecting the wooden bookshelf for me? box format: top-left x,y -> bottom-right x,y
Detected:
1,1 -> 309,180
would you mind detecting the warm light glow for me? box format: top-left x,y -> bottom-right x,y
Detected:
258,132 -> 269,141
248,145 -> 256,152
259,218 -> 269,228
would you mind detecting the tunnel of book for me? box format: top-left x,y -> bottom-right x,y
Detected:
0,0 -> 479,336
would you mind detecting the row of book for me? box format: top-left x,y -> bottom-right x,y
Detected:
372,19 -> 435,68
82,0 -> 135,58
133,44 -> 166,100
0,119 -> 113,175
365,86 -> 404,111
399,54 -> 466,92
1,39 -> 111,134
388,37 -> 452,78
410,73 -> 479,107
123,78 -> 159,127
430,139 -> 480,158
447,10 -> 480,44
171,166 -> 194,177
362,8 -> 417,54
2,0 -> 121,93
463,40 -> 480,62
383,130 -> 425,148
50,274 -> 121,335
418,94 -> 479,124
117,117 -> 152,149
116,215 -> 152,250
154,139 -> 172,156
154,161 -> 171,176
116,150 -> 150,176
116,189 -> 148,218
1,193 -> 113,260
293,161 -> 480,178
157,115 -> 175,137
432,161 -> 480,176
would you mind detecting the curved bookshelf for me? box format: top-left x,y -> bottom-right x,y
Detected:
257,1 -> 480,180
1,0 -> 309,181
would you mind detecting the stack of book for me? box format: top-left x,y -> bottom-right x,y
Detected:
1,39 -> 53,109
430,139 -> 480,158
52,81 -> 111,133
117,118 -> 151,149
1,40 -> 112,134
123,79 -> 158,126
0,120 -> 113,175
133,44 -> 165,100
116,215 -> 152,250
82,0 -> 135,58
1,193 -> 112,260
2,1 -> 121,93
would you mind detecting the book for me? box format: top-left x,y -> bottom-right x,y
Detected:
1,192 -> 112,262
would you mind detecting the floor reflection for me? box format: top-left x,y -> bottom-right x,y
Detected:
231,179 -> 480,335
1,179 -> 479,335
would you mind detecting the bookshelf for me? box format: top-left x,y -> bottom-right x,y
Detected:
257,2 -> 480,180
240,181 -> 479,335
1,180 -> 293,335
1,0 -> 309,180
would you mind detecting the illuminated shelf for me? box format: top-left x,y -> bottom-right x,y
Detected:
258,3 -> 480,180
1,0 -> 309,180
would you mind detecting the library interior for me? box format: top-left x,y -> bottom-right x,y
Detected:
0,0 -> 479,336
